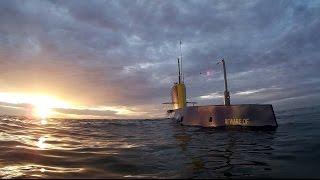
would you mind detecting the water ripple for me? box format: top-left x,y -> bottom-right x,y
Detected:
0,107 -> 320,178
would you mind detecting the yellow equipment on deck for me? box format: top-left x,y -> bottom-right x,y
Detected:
171,83 -> 186,109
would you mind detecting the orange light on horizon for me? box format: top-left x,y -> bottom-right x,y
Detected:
0,92 -> 71,118
0,92 -> 144,119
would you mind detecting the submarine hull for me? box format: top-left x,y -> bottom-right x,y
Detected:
171,104 -> 278,128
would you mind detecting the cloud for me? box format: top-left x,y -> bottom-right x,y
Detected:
53,107 -> 117,117
234,87 -> 282,96
198,92 -> 224,100
0,0 -> 319,118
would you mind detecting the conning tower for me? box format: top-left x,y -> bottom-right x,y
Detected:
171,41 -> 186,110
171,59 -> 186,109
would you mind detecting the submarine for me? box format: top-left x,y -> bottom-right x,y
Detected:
164,46 -> 278,128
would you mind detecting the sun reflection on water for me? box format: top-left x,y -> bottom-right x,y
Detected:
37,136 -> 47,149
0,116 -> 143,179
0,164 -> 83,179
40,168 -> 46,173
40,118 -> 47,125
0,164 -> 47,179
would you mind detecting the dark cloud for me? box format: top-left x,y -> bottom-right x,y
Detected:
0,0 -> 319,118
53,107 -> 117,117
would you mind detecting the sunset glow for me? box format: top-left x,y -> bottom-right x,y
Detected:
0,92 -> 70,118
0,92 -> 146,119
33,105 -> 52,119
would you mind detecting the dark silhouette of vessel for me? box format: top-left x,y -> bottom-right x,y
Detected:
164,42 -> 278,128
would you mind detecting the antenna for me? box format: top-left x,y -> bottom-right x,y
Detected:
177,58 -> 181,84
217,58 -> 230,106
179,40 -> 183,83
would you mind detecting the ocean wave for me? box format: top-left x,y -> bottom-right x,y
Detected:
1,107 -> 320,178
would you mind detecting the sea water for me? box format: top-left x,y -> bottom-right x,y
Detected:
0,106 -> 319,178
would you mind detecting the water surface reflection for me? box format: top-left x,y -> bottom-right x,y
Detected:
1,111 -> 319,178
173,126 -> 276,178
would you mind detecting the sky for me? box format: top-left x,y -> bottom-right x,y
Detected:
0,0 -> 319,119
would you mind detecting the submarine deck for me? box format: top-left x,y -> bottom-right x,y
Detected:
171,104 -> 278,128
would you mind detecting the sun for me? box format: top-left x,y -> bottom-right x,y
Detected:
0,92 -> 71,119
33,104 -> 52,119
31,95 -> 69,119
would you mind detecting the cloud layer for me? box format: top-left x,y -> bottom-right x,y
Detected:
0,0 -> 319,118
